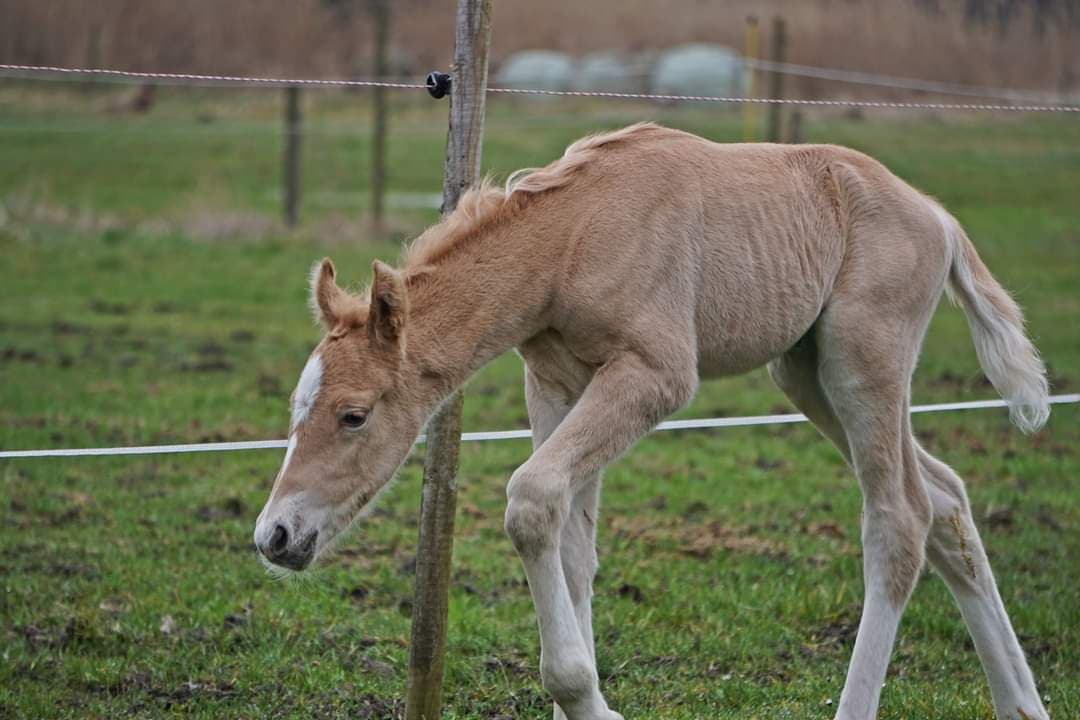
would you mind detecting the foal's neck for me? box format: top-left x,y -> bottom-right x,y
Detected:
406,217 -> 556,397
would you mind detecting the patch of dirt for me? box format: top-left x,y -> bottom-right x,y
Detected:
345,586 -> 370,604
681,500 -> 709,520
396,598 -> 413,618
152,301 -> 179,314
679,526 -> 787,559
609,515 -> 788,559
51,319 -> 90,335
802,521 -> 846,540
229,329 -> 256,343
150,680 -> 238,706
1,347 -> 46,365
483,654 -> 530,676
181,357 -> 234,372
480,687 -> 549,719
804,611 -> 860,658
223,603 -> 253,631
256,373 -> 283,397
754,456 -> 785,471
1035,508 -> 1062,532
985,504 -> 1015,531
196,497 -> 246,522
88,298 -> 133,316
616,583 -> 645,603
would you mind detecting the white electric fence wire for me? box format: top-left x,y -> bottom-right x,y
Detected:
744,58 -> 1069,104
1,64 -> 1078,113
0,64 -> 427,89
1,394 -> 1077,459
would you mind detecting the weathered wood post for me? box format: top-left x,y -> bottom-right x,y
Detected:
766,16 -> 787,142
283,86 -> 301,228
788,111 -> 804,144
742,15 -> 759,142
369,0 -> 390,237
405,1 -> 493,718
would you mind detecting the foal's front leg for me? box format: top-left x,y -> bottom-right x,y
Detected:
525,369 -> 604,718
507,353 -> 697,720
523,368 -> 607,720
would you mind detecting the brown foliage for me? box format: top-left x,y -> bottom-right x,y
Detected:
0,1 -> 1075,94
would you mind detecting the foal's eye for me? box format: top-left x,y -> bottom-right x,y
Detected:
340,410 -> 369,431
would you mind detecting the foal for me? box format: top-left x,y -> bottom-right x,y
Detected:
253,123 -> 1050,720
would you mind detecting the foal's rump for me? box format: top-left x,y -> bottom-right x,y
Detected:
799,144 -> 1050,433
685,138 -> 1048,430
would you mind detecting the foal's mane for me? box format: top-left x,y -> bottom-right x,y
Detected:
403,122 -> 664,268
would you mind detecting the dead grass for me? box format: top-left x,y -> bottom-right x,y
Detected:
0,1 -> 1075,96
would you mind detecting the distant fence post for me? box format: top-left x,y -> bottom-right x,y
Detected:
370,0 -> 390,237
766,16 -> 787,142
742,15 -> 759,142
283,86 -> 301,228
405,1 -> 493,718
788,111 -> 804,144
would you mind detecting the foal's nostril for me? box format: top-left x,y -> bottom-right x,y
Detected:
269,524 -> 289,557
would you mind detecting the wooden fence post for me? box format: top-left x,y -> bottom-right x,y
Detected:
370,0 -> 390,237
742,15 -> 759,142
766,16 -> 787,142
283,86 -> 301,228
405,1 -> 493,718
788,111 -> 804,144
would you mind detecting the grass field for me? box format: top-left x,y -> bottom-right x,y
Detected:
1,86 -> 1078,719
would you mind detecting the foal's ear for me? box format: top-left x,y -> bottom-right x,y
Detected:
309,258 -> 355,331
368,260 -> 408,347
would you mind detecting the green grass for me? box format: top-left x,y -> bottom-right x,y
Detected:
1,87 -> 1078,719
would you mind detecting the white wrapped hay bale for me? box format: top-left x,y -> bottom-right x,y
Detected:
650,44 -> 744,98
495,51 -> 576,92
573,51 -> 650,94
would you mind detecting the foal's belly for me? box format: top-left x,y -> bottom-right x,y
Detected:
694,282 -> 826,380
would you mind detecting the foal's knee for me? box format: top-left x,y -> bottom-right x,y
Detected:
541,655 -> 598,709
505,466 -> 569,556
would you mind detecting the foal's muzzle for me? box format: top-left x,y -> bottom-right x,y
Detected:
256,522 -> 318,570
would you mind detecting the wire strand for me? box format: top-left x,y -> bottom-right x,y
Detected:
1,394 -> 1076,459
744,57 -> 1070,103
1,64 -> 1077,113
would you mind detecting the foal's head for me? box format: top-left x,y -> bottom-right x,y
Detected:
254,258 -> 424,571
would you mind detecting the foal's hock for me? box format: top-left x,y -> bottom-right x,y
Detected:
254,124 -> 1050,720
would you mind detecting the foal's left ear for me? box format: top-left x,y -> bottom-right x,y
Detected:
369,260 -> 408,347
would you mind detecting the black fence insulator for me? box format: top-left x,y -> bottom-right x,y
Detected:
426,71 -> 452,99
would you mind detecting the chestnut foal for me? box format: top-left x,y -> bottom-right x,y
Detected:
254,124 -> 1050,720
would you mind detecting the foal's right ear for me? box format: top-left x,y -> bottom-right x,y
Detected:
309,258 -> 355,331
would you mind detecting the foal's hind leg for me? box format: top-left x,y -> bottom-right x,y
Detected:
919,446 -> 1048,720
772,335 -> 1047,719
815,310 -> 934,720
768,336 -> 850,461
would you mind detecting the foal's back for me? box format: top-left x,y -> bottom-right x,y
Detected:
541,125 -> 945,379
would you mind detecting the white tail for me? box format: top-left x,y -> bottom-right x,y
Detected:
935,204 -> 1050,432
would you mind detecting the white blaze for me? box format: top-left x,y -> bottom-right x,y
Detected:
279,434 -> 298,477
291,353 -> 323,431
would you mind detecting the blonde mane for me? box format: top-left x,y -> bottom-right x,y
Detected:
403,122 -> 664,268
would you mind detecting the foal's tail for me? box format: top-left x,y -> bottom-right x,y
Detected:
935,204 -> 1050,433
